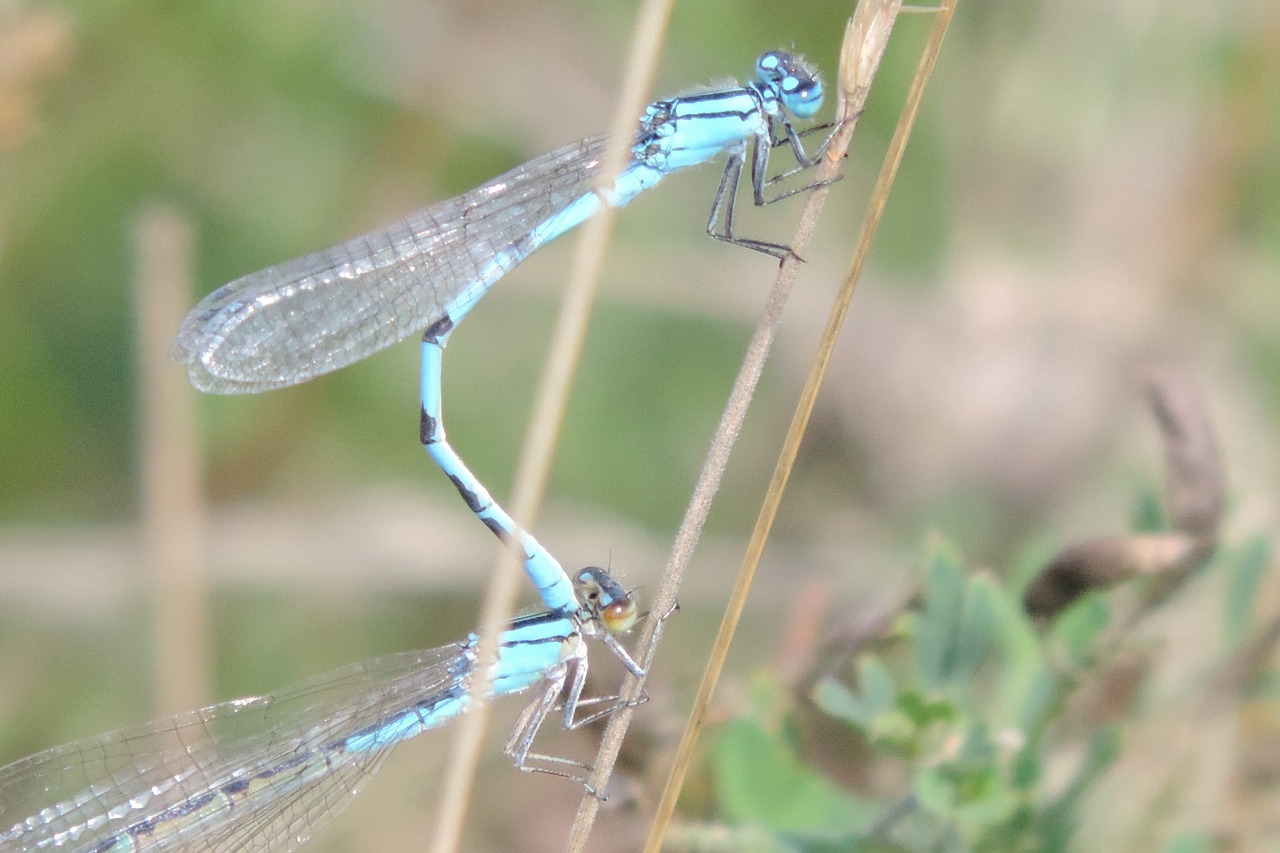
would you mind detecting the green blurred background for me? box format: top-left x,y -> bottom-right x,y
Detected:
0,0 -> 1277,850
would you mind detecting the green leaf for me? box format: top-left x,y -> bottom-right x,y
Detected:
714,718 -> 874,837
896,690 -> 956,730
913,764 -> 955,816
914,763 -> 1018,830
953,574 -> 996,684
1223,536 -> 1270,648
1047,593 -> 1110,665
866,708 -> 922,755
860,655 -> 900,717
966,574 -> 1049,731
913,725 -> 1021,836
917,535 -> 967,689
811,655 -> 897,730
1017,669 -> 1060,736
811,677 -> 868,728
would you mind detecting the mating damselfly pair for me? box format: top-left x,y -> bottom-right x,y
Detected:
1,49 -> 835,852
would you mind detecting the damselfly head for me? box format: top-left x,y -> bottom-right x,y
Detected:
574,566 -> 640,633
755,50 -> 824,119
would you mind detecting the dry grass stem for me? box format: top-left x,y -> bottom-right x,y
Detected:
428,1 -> 676,849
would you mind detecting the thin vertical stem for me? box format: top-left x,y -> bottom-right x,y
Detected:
637,2 -> 957,848
134,204 -> 208,717
571,2 -> 917,848
427,2 -> 676,850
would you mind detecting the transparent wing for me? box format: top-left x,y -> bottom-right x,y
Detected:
0,644 -> 471,853
173,135 -> 610,394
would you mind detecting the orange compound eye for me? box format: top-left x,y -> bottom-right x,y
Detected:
601,599 -> 638,633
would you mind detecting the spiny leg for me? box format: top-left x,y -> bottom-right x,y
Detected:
705,153 -> 794,260
503,644 -> 630,794
705,119 -> 845,260
419,315 -> 576,613
754,113 -> 859,200
504,654 -> 602,788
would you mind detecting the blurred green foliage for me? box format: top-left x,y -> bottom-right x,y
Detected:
688,531 -> 1276,852
1,1 -> 1278,850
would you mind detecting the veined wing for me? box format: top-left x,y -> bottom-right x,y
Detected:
0,644 -> 471,853
174,135 -> 609,394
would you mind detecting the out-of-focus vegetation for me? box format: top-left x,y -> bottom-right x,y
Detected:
0,0 -> 1276,850
677,371 -> 1271,852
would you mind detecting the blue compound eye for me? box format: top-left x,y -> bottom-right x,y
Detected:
782,75 -> 824,119
756,51 -> 824,119
756,51 -> 784,78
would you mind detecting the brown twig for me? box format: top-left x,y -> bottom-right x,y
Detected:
574,0 -> 959,849
1022,368 -> 1224,620
428,2 -> 677,849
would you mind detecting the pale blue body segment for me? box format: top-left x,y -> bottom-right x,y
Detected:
0,569 -> 642,853
174,51 -> 829,613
